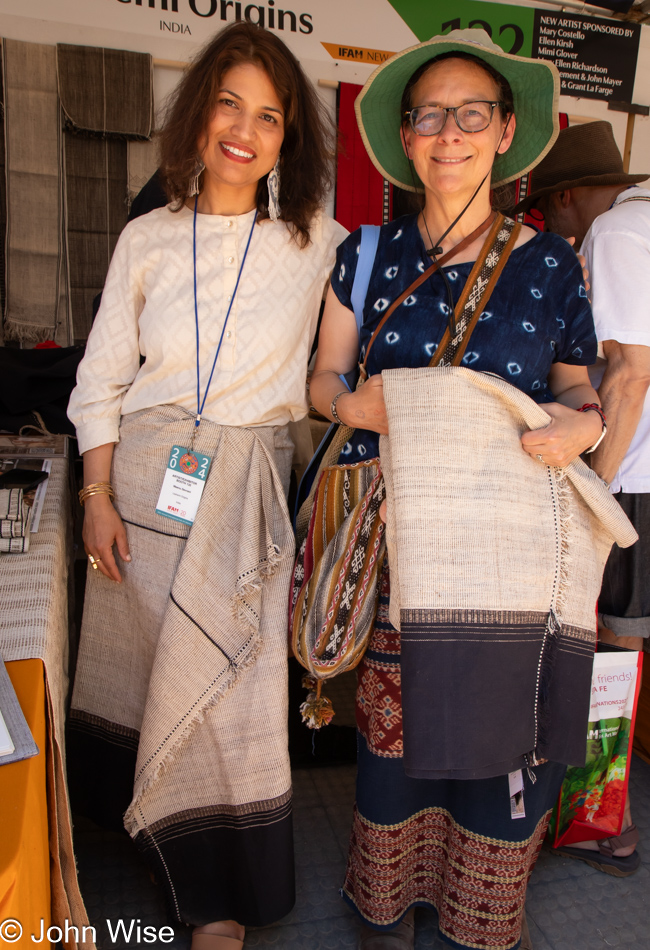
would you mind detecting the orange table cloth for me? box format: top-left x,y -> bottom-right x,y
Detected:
0,659 -> 50,943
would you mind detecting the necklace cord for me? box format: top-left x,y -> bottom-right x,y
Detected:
193,196 -> 201,428
419,170 -> 491,336
407,116 -> 511,336
192,196 -> 258,434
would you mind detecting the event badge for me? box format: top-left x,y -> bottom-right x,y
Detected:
508,769 -> 525,819
155,445 -> 212,526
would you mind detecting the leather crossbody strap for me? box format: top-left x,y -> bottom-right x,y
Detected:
430,214 -> 521,368
359,211 -> 496,381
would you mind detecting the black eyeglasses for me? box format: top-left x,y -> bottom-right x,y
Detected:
404,101 -> 503,136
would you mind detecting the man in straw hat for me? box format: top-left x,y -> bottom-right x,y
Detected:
516,119 -> 649,877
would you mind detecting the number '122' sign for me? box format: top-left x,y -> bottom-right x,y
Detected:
441,16 -> 524,55
387,0 -> 535,58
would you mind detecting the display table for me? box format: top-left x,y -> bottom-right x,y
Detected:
0,459 -> 94,949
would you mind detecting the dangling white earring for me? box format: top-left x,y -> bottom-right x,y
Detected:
188,159 -> 205,197
267,155 -> 281,222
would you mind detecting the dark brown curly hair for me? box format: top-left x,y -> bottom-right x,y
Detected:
159,22 -> 334,248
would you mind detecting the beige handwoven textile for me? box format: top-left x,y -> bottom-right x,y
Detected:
71,406 -> 295,837
2,39 -> 70,344
380,367 -> 637,630
379,367 -> 637,778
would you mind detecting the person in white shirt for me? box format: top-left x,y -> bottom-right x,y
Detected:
516,119 -> 649,878
67,22 -> 346,949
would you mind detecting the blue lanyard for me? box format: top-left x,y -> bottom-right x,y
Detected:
192,195 -> 257,436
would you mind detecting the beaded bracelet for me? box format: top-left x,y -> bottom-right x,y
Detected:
330,391 -> 348,426
578,403 -> 606,427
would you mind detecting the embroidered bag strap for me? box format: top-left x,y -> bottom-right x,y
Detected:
358,211 -> 496,382
430,214 -> 521,368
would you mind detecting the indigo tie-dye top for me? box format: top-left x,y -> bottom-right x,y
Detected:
332,214 -> 597,463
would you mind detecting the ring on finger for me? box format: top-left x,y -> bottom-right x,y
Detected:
88,554 -> 102,570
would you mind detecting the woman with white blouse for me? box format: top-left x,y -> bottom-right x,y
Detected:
67,22 -> 346,950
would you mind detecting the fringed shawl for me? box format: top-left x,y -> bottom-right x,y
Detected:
71,406 -> 296,865
380,367 -> 637,780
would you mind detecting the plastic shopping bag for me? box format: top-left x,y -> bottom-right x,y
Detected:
549,649 -> 642,847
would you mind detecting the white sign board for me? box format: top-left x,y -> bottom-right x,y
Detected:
0,0 -> 415,77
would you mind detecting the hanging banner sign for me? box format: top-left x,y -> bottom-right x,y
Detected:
321,42 -> 395,65
387,0 -> 534,56
532,9 -> 640,102
0,0 -> 416,68
386,0 -> 641,103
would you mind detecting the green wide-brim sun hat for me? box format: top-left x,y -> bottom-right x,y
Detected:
355,29 -> 560,191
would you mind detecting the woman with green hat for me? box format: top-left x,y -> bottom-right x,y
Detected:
309,30 -> 605,950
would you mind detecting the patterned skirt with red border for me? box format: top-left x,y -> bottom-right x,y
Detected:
343,564 -> 566,950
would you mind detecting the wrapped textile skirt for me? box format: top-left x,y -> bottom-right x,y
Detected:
342,563 -> 566,950
68,406 -> 297,928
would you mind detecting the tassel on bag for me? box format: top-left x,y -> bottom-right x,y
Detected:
299,674 -> 335,729
267,155 -> 281,221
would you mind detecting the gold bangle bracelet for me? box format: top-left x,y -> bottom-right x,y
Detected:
79,487 -> 114,499
79,485 -> 114,506
79,492 -> 114,507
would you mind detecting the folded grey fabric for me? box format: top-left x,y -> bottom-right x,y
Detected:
0,488 -> 33,551
56,44 -> 153,137
0,488 -> 24,521
0,536 -> 30,553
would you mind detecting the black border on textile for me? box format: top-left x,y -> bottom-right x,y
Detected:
66,713 -> 138,834
400,614 -> 594,780
135,803 -> 295,927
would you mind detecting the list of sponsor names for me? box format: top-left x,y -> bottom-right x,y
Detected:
532,8 -> 640,102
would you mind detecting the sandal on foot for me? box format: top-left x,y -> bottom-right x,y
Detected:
550,824 -> 640,877
191,926 -> 244,950
191,936 -> 243,950
359,909 -> 415,949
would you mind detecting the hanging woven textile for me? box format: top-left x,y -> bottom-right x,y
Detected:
2,39 -> 70,344
56,43 -> 153,343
